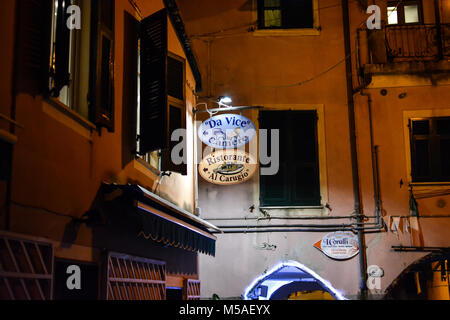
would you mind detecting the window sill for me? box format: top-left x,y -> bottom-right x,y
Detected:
259,205 -> 328,217
260,206 -> 324,210
134,158 -> 161,178
411,182 -> 450,188
42,98 -> 96,140
252,28 -> 321,37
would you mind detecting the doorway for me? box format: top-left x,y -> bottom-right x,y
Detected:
243,261 -> 346,300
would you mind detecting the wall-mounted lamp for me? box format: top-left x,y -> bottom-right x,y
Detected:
218,96 -> 232,105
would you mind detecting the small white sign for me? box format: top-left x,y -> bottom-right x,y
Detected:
314,231 -> 359,260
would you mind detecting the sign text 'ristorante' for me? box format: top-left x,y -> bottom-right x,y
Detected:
199,150 -> 257,185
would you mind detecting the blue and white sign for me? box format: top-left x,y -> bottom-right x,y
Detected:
198,114 -> 256,149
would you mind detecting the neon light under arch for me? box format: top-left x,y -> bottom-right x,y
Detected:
243,260 -> 348,300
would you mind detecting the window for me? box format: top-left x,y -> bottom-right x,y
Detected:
122,9 -> 187,175
48,0 -> 115,130
410,117 -> 450,182
387,1 -> 422,25
257,0 -> 314,29
259,110 -> 321,207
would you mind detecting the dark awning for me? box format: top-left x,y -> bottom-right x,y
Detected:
102,183 -> 220,256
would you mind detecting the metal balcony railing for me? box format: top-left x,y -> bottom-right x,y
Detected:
358,23 -> 450,65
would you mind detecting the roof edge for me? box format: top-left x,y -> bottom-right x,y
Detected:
164,0 -> 203,93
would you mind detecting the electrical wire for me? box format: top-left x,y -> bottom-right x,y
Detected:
256,0 -> 403,89
190,1 -> 403,90
190,0 -> 362,39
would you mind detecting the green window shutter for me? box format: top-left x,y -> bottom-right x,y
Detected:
259,111 -> 290,206
410,119 -> 432,182
90,0 -> 115,132
259,110 -> 321,207
121,12 -> 139,168
290,111 -> 321,206
50,0 -> 71,98
15,0 -> 53,96
139,9 -> 169,154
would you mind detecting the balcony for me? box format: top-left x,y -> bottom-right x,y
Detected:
357,24 -> 450,88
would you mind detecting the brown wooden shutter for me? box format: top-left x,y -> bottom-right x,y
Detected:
50,0 -> 71,98
0,232 -> 54,300
91,0 -> 115,132
161,105 -> 187,175
122,12 -> 139,168
15,0 -> 52,96
139,9 -> 168,154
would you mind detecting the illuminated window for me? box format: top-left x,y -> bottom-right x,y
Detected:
387,6 -> 398,25
387,1 -> 422,25
258,0 -> 314,29
49,0 -> 115,131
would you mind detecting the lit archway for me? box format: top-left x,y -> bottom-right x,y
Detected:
243,261 -> 347,300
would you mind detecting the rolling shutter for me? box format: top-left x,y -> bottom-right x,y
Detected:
139,9 -> 169,154
15,0 -> 53,96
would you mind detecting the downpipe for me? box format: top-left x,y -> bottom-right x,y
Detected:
342,0 -> 367,299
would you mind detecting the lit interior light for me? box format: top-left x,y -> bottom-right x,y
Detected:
243,260 -> 348,300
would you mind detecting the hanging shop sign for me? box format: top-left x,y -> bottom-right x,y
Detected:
198,114 -> 256,149
199,149 -> 257,185
313,231 -> 359,260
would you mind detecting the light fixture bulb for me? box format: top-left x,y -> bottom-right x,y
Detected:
218,96 -> 232,104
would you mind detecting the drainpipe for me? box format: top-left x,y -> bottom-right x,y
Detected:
434,0 -> 443,61
360,91 -> 382,224
4,0 -> 22,231
342,0 -> 368,299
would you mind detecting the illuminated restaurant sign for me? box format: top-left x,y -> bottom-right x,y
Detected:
199,150 -> 257,185
314,232 -> 359,260
198,114 -> 256,149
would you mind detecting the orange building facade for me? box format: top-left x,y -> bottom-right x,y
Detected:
0,0 -> 218,300
177,0 -> 450,299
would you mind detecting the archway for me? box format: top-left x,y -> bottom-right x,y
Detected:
243,261 -> 347,300
384,252 -> 450,300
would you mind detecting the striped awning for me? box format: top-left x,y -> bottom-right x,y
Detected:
102,183 -> 219,256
